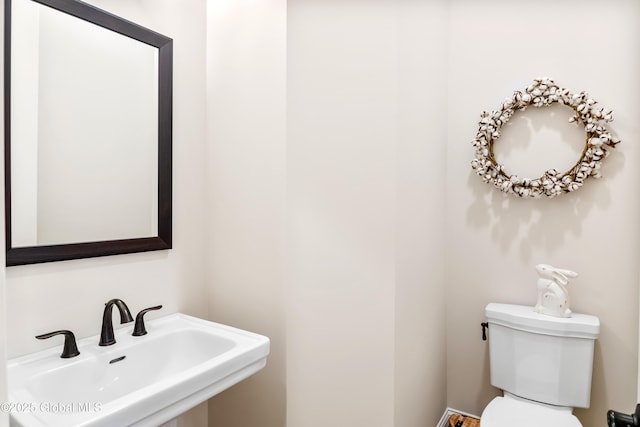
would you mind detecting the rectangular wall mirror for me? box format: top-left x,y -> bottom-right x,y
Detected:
5,0 -> 173,266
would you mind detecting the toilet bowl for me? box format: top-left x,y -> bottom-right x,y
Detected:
480,303 -> 600,427
481,393 -> 581,427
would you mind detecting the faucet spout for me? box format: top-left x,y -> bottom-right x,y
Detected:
99,299 -> 133,346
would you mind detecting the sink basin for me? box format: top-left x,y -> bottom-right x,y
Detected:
7,313 -> 270,427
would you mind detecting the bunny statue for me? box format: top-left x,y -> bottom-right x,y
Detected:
534,263 -> 578,318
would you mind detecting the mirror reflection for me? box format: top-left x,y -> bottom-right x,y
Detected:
11,0 -> 158,247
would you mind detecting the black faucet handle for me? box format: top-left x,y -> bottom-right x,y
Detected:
132,305 -> 163,336
36,330 -> 80,358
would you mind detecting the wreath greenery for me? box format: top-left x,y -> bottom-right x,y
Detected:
470,78 -> 620,198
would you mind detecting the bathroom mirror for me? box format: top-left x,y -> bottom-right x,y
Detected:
4,0 -> 173,266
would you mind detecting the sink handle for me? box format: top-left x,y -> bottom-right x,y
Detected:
36,330 -> 80,358
132,305 -> 163,336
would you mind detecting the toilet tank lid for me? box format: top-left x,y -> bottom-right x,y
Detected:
486,303 -> 600,339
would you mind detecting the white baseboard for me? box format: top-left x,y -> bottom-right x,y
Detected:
436,407 -> 480,427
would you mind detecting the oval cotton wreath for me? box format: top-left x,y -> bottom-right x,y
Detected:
470,78 -> 620,198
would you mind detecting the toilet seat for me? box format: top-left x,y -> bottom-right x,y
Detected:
481,395 -> 582,427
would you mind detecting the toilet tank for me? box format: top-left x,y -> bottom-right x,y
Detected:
485,303 -> 600,408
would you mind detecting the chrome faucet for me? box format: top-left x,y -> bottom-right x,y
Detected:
99,299 -> 134,346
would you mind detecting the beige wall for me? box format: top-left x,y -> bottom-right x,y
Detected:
446,2 -> 640,427
3,0 -> 209,425
287,1 -> 397,424
206,1 -> 287,426
206,1 -> 447,426
394,2 -> 448,425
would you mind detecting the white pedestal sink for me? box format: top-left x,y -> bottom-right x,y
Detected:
7,313 -> 270,427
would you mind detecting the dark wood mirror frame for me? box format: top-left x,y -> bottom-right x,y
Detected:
4,0 -> 173,266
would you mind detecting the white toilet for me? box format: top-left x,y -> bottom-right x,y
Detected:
481,303 -> 600,427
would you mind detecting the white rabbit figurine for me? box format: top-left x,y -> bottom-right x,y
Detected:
534,263 -> 578,318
